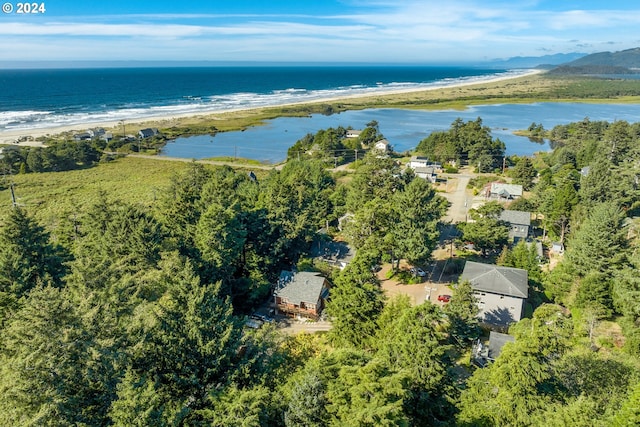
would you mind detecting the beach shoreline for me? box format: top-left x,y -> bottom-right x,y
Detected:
0,69 -> 543,147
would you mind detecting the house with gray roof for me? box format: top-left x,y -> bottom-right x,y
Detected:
472,331 -> 516,367
138,128 -> 159,139
273,271 -> 330,319
499,210 -> 531,241
460,261 -> 528,328
414,166 -> 438,183
486,182 -> 523,200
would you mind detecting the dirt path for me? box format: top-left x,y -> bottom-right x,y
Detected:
440,172 -> 473,223
120,153 -> 283,170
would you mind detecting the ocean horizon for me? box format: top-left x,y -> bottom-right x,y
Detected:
0,65 -> 526,132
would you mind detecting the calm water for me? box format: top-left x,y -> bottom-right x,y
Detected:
161,103 -> 640,163
0,66 -> 520,131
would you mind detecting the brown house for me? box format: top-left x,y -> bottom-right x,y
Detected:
273,271 -> 330,319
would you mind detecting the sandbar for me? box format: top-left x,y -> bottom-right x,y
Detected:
1,69 -> 545,147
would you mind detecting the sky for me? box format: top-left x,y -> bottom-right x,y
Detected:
1,0 -> 639,65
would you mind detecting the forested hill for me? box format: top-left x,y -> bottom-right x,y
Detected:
550,47 -> 640,74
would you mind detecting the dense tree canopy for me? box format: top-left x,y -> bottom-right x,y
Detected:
415,117 -> 506,171
2,117 -> 640,425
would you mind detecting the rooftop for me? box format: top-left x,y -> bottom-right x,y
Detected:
500,210 -> 531,226
274,271 -> 328,305
460,261 -> 528,299
490,182 -> 523,197
488,331 -> 515,359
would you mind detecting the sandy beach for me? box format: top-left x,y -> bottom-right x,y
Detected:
0,69 -> 544,147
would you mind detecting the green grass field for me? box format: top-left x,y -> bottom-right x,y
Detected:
0,157 -> 192,224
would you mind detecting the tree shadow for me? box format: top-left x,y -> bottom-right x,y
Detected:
483,307 -> 515,329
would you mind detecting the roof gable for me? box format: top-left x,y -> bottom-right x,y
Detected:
461,261 -> 528,298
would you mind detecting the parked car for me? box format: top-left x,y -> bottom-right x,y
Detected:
252,313 -> 274,323
437,294 -> 451,303
410,267 -> 426,277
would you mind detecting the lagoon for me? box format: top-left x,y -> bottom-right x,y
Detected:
160,103 -> 640,163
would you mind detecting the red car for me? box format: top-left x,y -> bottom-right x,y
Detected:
437,294 -> 451,303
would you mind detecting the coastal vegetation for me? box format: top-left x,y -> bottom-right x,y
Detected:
1,109 -> 640,425
415,117 -> 505,172
2,68 -> 640,424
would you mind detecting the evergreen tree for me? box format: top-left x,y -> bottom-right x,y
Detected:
611,380 -> 640,427
157,162 -> 212,254
375,303 -> 453,425
327,256 -> 385,348
392,178 -> 447,265
284,370 -> 330,427
0,207 -> 67,323
459,204 -> 509,256
444,280 -> 480,346
326,358 -> 410,426
198,385 -> 277,427
511,157 -> 537,190
195,202 -> 247,285
565,203 -> 627,276
0,286 -> 108,425
124,257 -> 241,420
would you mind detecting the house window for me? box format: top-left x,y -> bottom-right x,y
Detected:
306,303 -> 316,311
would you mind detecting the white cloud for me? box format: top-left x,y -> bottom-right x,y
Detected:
1,1 -> 639,62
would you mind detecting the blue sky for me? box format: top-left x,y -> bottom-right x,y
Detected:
1,0 -> 639,64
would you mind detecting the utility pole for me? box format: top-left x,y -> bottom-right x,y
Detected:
502,157 -> 506,174
9,183 -> 17,208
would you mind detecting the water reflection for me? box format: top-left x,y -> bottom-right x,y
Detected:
161,103 -> 640,163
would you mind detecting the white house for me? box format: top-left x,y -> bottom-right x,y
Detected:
460,261 -> 528,328
374,139 -> 390,152
408,156 -> 440,183
409,156 -> 430,169
413,166 -> 438,183
138,128 -> 159,139
346,129 -> 362,138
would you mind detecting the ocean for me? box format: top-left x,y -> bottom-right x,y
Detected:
0,66 -> 523,131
